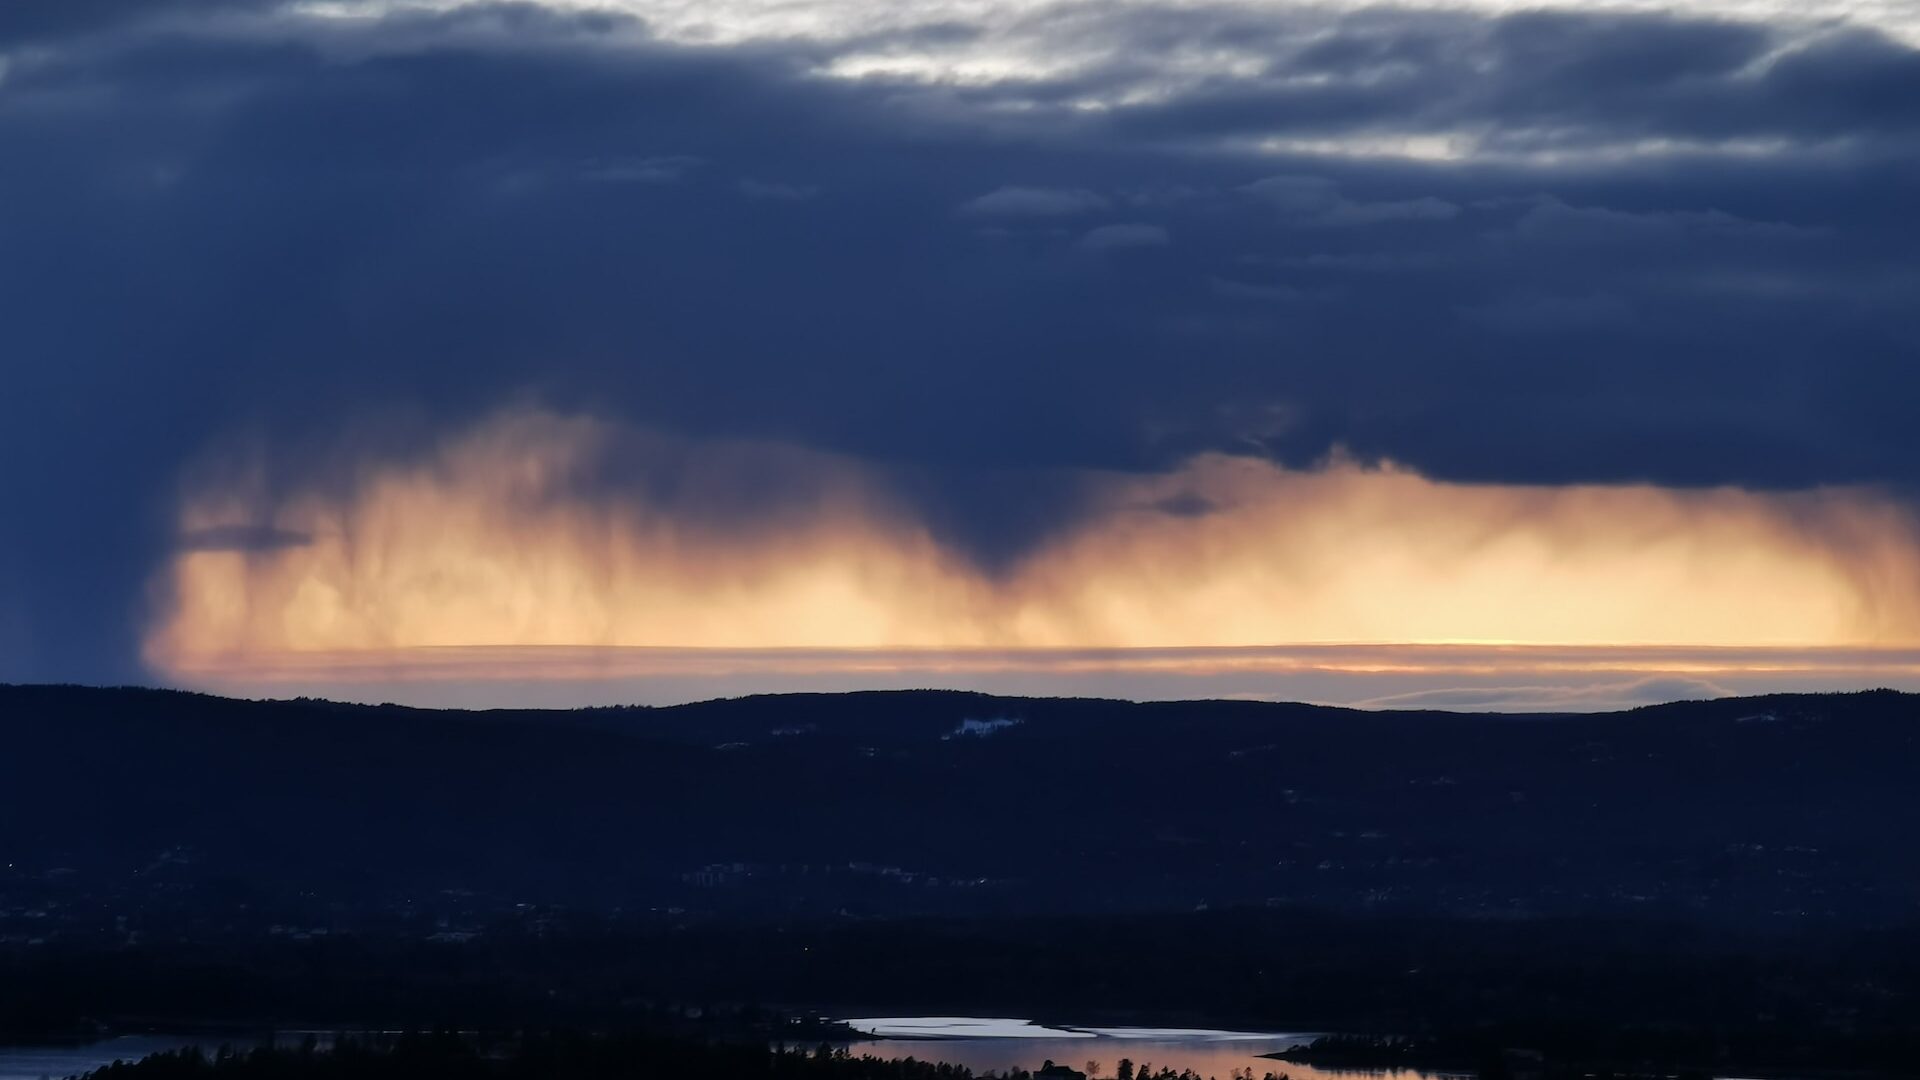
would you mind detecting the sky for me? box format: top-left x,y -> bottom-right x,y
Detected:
3,0 -> 1919,710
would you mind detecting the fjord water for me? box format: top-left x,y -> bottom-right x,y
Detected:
4,1026 -> 1335,1080
834,1019 -> 1451,1080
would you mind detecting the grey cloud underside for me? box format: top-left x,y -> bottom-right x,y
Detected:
1,0 -> 1918,679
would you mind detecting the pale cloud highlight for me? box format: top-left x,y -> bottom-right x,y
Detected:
292,0 -> 1920,51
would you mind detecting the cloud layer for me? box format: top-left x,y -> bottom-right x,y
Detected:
2,0 -> 1918,695
148,409 -> 1920,694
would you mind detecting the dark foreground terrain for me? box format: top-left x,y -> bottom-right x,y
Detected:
80,1033 -> 1284,1080
5,684 -> 1917,924
81,1034 -> 1007,1080
5,685 -> 1920,1076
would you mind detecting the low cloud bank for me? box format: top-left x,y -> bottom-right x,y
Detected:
147,408 -> 1920,701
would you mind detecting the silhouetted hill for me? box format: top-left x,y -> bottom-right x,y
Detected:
3,684 -> 1917,928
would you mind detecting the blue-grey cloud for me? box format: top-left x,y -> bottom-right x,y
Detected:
960,186 -> 1113,217
1243,176 -> 1461,227
1078,222 -> 1170,250
736,178 -> 820,201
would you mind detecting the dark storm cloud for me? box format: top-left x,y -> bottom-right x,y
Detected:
1144,492 -> 1222,520
2,0 -> 1919,680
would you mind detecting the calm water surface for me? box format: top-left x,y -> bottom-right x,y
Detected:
3,1021 -> 1455,1080
835,1018 -> 1463,1080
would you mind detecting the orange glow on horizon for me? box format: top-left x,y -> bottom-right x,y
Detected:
145,408 -> 1920,684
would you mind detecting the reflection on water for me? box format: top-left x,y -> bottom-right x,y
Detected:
5,1022 -> 1465,1080
834,1018 -> 1464,1080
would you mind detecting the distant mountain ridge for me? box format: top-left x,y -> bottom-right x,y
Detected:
2,684 -> 1916,928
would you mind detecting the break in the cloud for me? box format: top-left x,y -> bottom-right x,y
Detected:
1,0 -> 1917,700
1351,676 -> 1739,713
